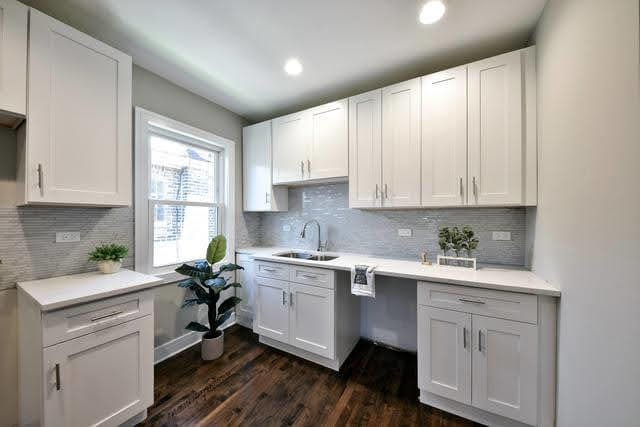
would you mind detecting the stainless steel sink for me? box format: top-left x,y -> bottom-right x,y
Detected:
275,251 -> 314,259
308,254 -> 339,261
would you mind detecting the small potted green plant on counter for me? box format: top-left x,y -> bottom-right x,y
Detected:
89,243 -> 129,274
437,226 -> 479,269
175,234 -> 243,361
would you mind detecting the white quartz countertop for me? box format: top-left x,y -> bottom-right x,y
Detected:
18,269 -> 162,311
237,247 -> 560,297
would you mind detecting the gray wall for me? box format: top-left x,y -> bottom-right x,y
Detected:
532,0 -> 640,425
259,183 -> 527,266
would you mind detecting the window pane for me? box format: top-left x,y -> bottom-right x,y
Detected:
153,204 -> 219,267
149,134 -> 218,202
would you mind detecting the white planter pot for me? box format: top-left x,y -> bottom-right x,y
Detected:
201,330 -> 224,360
97,260 -> 122,274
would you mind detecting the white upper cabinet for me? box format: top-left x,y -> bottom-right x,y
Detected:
18,9 -> 132,206
272,99 -> 348,186
468,50 -> 524,206
0,0 -> 27,127
272,111 -> 310,184
421,66 -> 468,207
348,90 -> 382,208
382,78 -> 422,207
243,121 -> 287,211
308,99 -> 348,180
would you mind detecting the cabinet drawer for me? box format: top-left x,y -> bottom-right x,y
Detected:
42,291 -> 153,347
418,282 -> 537,324
290,265 -> 334,289
255,261 -> 290,280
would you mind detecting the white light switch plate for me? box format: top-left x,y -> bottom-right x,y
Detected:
56,232 -> 81,243
282,224 -> 291,232
398,228 -> 412,237
492,231 -> 511,241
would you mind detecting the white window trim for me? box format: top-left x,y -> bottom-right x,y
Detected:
134,107 -> 235,279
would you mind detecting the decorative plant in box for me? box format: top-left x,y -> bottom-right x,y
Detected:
437,226 -> 479,269
89,243 -> 129,274
175,234 -> 243,360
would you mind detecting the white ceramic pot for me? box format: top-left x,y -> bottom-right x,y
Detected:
97,260 -> 122,274
201,330 -> 224,360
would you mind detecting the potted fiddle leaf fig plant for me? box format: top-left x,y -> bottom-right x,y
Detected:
89,243 -> 129,274
175,234 -> 243,361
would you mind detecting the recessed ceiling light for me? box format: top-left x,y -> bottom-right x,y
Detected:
284,58 -> 303,76
419,0 -> 446,24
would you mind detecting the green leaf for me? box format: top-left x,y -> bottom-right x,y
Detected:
206,235 -> 227,264
222,282 -> 242,291
217,263 -> 243,274
215,310 -> 233,328
88,243 -> 129,262
177,279 -> 195,288
204,277 -> 227,287
218,296 -> 241,316
175,264 -> 209,280
182,298 -> 207,308
185,321 -> 210,332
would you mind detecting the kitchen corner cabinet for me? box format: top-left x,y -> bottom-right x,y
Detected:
243,121 -> 287,212
0,0 -> 27,128
272,99 -> 348,185
16,8 -> 132,206
418,281 -> 556,427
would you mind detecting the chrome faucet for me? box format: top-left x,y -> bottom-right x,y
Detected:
300,219 -> 325,252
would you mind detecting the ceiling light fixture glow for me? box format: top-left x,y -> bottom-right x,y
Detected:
419,0 -> 446,24
284,58 -> 303,76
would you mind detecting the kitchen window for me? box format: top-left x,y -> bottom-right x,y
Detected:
134,108 -> 235,276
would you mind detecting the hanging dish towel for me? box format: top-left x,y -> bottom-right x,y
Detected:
351,264 -> 376,298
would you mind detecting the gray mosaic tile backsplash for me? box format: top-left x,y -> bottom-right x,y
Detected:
0,206 -> 134,290
259,183 -> 526,266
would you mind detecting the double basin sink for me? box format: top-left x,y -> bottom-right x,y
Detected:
275,251 -> 338,262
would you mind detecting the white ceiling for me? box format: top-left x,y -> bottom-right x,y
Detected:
23,0 -> 547,122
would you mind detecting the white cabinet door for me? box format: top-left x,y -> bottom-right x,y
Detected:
418,306 -> 471,404
254,277 -> 289,343
468,51 -> 523,206
0,0 -> 27,122
421,66 -> 468,207
308,99 -> 348,180
235,253 -> 254,328
382,78 -> 421,207
272,111 -> 309,184
289,283 -> 334,359
472,315 -> 538,425
23,9 -> 132,206
42,316 -> 153,427
348,90 -> 382,208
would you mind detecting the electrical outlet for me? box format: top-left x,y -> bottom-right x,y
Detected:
397,228 -> 412,237
282,224 -> 291,232
492,231 -> 511,241
56,232 -> 81,243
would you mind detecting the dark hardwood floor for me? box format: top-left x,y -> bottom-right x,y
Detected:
138,325 -> 484,427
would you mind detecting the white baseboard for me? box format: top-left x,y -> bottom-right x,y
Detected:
154,314 -> 236,364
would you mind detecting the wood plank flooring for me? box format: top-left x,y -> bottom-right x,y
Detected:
138,325 -> 484,427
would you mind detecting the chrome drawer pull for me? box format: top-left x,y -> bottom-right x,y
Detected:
262,267 -> 277,273
459,298 -> 485,305
90,310 -> 123,322
301,273 -> 319,279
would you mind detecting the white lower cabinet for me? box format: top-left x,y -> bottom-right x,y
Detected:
253,261 -> 359,370
235,253 -> 255,328
418,281 -> 556,427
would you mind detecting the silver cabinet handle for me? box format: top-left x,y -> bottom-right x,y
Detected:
282,289 -> 286,305
301,273 -> 318,280
375,184 -> 379,199
300,161 -> 304,178
384,184 -> 388,199
472,176 -> 477,197
37,163 -> 44,195
478,330 -> 483,352
289,291 -> 293,306
459,297 -> 485,305
463,327 -> 467,349
263,267 -> 276,273
307,159 -> 311,175
459,177 -> 464,198
265,192 -> 269,204
90,310 -> 123,322
55,363 -> 61,391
